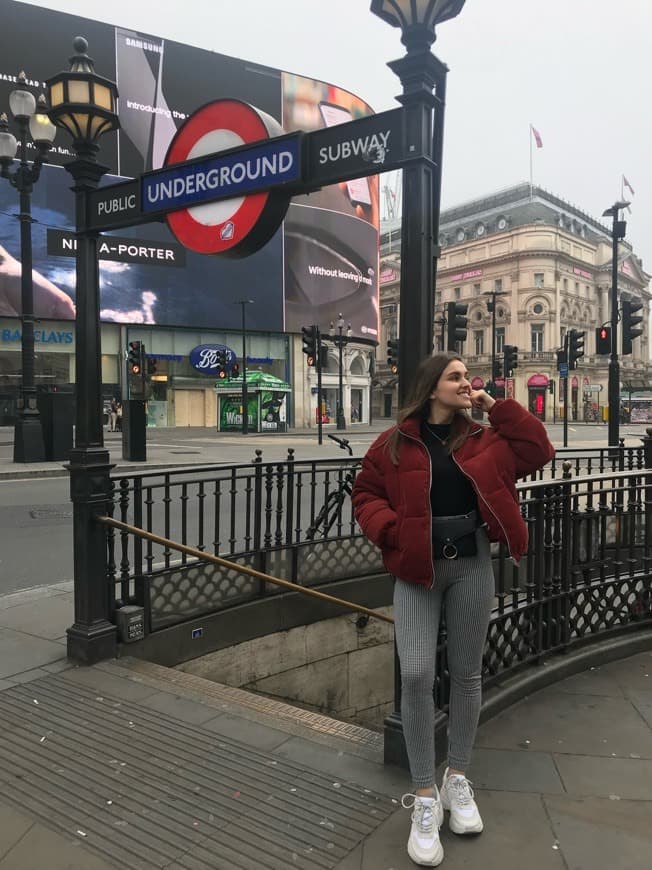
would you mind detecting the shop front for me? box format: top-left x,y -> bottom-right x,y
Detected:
527,373 -> 549,421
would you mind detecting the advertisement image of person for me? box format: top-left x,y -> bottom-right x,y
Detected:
0,245 -> 75,319
351,353 -> 554,867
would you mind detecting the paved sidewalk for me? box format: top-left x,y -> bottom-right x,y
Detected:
0,584 -> 651,869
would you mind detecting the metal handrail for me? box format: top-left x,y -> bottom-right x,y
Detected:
97,515 -> 394,625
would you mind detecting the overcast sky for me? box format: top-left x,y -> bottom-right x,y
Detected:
25,0 -> 652,271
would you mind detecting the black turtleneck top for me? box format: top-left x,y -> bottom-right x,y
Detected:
420,421 -> 478,517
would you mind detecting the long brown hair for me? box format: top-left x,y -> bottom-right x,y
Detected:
386,352 -> 476,464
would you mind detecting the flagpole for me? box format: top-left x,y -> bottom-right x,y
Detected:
529,124 -> 533,200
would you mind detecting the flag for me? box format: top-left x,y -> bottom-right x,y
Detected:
530,124 -> 543,148
623,175 -> 635,196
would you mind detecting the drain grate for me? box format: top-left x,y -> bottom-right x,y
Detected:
170,449 -> 202,454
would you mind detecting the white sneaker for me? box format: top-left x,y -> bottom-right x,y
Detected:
401,791 -> 444,866
440,768 -> 483,834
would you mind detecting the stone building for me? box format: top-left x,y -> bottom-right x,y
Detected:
376,183 -> 651,422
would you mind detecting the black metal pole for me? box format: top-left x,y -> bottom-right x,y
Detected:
316,326 -> 323,445
563,333 -> 569,448
241,302 -> 249,435
336,322 -> 346,430
65,155 -> 117,664
389,50 -> 444,405
491,292 -> 497,383
608,215 -> 620,447
8,118 -> 45,462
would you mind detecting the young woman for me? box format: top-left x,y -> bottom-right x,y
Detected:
352,353 -> 554,867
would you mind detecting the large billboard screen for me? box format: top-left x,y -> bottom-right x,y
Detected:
0,0 -> 379,339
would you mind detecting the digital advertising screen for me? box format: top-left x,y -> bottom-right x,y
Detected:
0,0 -> 379,339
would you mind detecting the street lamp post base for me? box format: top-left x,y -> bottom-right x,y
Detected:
13,415 -> 45,463
336,412 -> 346,431
67,622 -> 118,665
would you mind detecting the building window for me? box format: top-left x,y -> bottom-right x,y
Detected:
454,287 -> 461,300
534,272 -> 544,288
563,278 -> 568,290
494,278 -> 503,292
533,303 -> 544,315
435,291 -> 441,305
474,330 -> 484,355
560,327 -> 567,347
435,334 -> 444,352
575,282 -> 580,293
531,325 -> 544,353
473,282 -> 481,293
496,327 -> 505,353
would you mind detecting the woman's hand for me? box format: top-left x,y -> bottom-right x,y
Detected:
470,389 -> 496,414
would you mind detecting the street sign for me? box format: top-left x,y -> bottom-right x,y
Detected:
305,108 -> 408,189
150,99 -> 301,256
87,179 -> 141,231
559,363 -> 569,378
142,132 -> 301,215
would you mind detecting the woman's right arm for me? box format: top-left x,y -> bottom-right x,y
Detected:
352,450 -> 399,550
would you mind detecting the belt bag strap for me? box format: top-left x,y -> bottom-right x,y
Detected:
431,510 -> 478,541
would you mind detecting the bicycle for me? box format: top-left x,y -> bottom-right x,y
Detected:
305,434 -> 361,540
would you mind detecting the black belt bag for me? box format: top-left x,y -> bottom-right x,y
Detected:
431,510 -> 478,560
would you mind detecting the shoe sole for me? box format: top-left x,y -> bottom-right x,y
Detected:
407,841 -> 444,867
441,797 -> 483,835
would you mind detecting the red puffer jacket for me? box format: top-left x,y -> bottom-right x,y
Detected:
352,400 -> 555,587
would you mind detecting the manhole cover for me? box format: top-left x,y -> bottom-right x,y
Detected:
29,508 -> 73,520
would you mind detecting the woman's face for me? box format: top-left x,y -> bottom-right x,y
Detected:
429,359 -> 472,414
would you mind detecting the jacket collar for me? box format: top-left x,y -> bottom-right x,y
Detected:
398,413 -> 483,440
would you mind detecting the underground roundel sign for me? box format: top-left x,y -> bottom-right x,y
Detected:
163,100 -> 293,257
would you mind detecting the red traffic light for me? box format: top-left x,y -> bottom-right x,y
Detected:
131,363 -> 141,375
218,369 -> 227,379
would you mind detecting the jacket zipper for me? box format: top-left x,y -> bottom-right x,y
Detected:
451,447 -> 515,561
401,430 -> 436,588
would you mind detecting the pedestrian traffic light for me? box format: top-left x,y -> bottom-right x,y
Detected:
492,359 -> 503,380
301,325 -> 318,366
387,337 -> 399,374
446,301 -> 468,350
622,299 -> 644,355
503,345 -> 518,377
568,329 -> 585,369
595,325 -> 611,355
128,340 -> 144,376
146,357 -> 158,377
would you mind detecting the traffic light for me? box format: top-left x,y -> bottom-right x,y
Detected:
215,348 -> 227,378
128,341 -> 144,376
446,301 -> 468,350
622,299 -> 644,355
492,358 -> 503,380
503,345 -> 518,377
146,357 -> 158,377
230,361 -> 240,378
301,325 -> 318,367
387,337 -> 399,374
568,329 -> 585,369
595,325 -> 611,355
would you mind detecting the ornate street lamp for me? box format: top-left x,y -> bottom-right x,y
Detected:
46,37 -> 120,663
330,313 -> 352,430
371,0 -> 466,769
371,0 -> 466,405
0,76 -> 56,462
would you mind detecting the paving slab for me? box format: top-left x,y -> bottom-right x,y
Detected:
475,686 -> 652,758
467,747 -> 565,794
0,626 -> 68,679
0,802 -> 35,863
0,594 -> 73,640
200,710 -> 293,751
552,665 -> 626,698
58,666 -> 161,702
358,791 -> 565,870
554,753 -> 652,800
271,734 -> 411,797
544,795 -> 652,870
0,818 -> 119,870
632,701 -> 652,728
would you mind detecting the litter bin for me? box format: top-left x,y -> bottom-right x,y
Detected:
122,399 -> 146,462
37,391 -> 74,461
